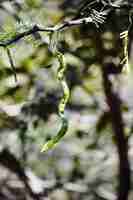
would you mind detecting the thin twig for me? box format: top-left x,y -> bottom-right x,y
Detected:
0,17 -> 93,47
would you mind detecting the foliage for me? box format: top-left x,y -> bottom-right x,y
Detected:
0,0 -> 132,200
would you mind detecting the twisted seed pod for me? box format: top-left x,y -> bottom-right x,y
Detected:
120,30 -> 129,73
41,47 -> 70,152
119,11 -> 132,73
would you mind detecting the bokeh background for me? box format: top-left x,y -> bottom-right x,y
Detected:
0,0 -> 133,199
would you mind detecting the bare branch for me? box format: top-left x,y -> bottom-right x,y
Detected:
0,13 -> 106,47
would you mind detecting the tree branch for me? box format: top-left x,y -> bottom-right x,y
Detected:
93,31 -> 131,200
101,61 -> 131,200
0,17 -> 94,47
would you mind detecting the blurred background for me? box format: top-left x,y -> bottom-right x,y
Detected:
0,0 -> 133,199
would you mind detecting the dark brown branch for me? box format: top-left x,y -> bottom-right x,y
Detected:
101,65 -> 131,200
93,30 -> 131,200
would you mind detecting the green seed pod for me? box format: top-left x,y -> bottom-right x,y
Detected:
120,30 -> 129,73
41,34 -> 70,152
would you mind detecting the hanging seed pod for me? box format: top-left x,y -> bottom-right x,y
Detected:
120,30 -> 129,73
41,33 -> 70,152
